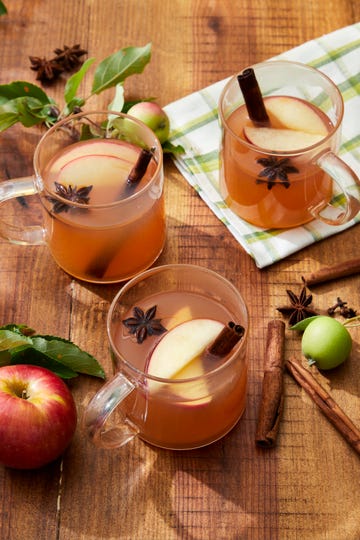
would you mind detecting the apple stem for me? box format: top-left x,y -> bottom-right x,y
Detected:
21,389 -> 29,399
237,68 -> 270,127
343,315 -> 360,328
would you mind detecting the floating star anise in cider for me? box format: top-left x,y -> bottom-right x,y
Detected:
46,182 -> 93,214
256,157 -> 299,189
122,305 -> 167,344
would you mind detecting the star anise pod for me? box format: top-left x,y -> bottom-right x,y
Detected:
122,305 -> 167,344
277,287 -> 318,326
256,157 -> 299,189
53,44 -> 88,71
46,182 -> 93,214
29,56 -> 64,83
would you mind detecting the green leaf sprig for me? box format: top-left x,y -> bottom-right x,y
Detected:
0,43 -> 151,131
0,42 -> 183,155
0,324 -> 105,380
0,2 -> 7,15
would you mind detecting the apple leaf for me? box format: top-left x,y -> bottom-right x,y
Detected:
30,336 -> 105,379
0,1 -> 7,15
108,83 -> 125,115
162,140 -> 185,155
91,43 -> 151,95
0,81 -> 52,103
0,323 -> 35,335
0,325 -> 106,379
0,111 -> 19,132
64,57 -> 95,105
0,329 -> 33,350
9,346 -> 78,379
290,316 -> 320,332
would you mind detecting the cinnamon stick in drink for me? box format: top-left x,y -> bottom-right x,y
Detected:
86,147 -> 156,279
237,68 -> 270,127
255,319 -> 286,448
286,358 -> 360,456
302,257 -> 360,287
206,321 -> 244,357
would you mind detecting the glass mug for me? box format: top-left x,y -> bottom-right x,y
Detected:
82,264 -> 249,450
0,111 -> 165,283
219,60 -> 360,229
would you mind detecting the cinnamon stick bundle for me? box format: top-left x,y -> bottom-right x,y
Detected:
302,257 -> 360,287
255,320 -> 285,448
286,358 -> 360,456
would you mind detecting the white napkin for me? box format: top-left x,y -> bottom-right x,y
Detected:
164,23 -> 360,268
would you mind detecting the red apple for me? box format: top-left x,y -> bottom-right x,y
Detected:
127,102 -> 170,143
0,364 -> 77,469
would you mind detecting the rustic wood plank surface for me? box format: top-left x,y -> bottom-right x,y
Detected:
0,1 -> 359,539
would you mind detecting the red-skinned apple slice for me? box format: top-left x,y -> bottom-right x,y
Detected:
52,139 -> 139,171
146,319 -> 224,401
46,140 -> 140,201
265,96 -> 329,135
244,126 -> 325,151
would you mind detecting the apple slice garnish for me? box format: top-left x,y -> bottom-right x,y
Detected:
165,306 -> 193,330
146,318 -> 224,401
264,96 -> 329,135
244,126 -> 325,151
147,318 -> 224,380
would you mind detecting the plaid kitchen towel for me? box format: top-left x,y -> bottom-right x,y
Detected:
164,23 -> 360,268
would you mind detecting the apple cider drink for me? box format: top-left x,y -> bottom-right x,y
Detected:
220,95 -> 333,228
33,111 -> 165,283
104,265 -> 249,450
217,62 -> 357,230
113,292 -> 247,449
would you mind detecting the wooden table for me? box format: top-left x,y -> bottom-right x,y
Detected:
1,1 -> 359,539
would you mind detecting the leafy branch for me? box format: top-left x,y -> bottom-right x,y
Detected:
0,324 -> 105,379
0,43 -> 151,132
0,42 -> 182,154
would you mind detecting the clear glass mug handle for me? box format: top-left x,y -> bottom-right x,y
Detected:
0,177 -> 45,244
82,372 -> 141,449
310,151 -> 360,225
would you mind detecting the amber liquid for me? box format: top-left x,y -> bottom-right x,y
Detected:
42,139 -> 165,282
220,96 -> 333,228
113,291 -> 247,449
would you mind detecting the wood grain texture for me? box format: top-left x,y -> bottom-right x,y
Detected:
0,1 -> 360,539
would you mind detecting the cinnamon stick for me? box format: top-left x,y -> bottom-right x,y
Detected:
206,321 -> 244,357
237,68 -> 270,127
302,257 -> 360,287
126,146 -> 155,189
85,147 -> 156,279
255,319 -> 285,448
286,358 -> 360,456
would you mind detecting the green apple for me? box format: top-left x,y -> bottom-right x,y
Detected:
301,316 -> 352,370
127,102 -> 170,144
